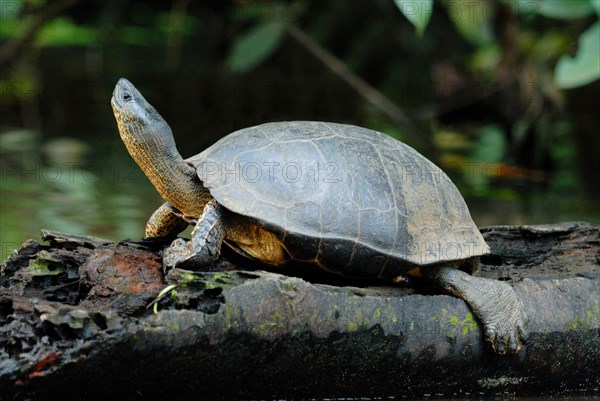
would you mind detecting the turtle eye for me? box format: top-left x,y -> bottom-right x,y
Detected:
122,92 -> 132,102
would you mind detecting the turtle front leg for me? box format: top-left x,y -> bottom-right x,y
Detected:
145,203 -> 189,238
424,266 -> 528,354
163,199 -> 225,272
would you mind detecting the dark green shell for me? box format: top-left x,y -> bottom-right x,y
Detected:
187,121 -> 488,277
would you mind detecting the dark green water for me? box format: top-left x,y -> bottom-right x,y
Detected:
1,130 -> 159,260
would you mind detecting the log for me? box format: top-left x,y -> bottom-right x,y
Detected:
1,222 -> 599,400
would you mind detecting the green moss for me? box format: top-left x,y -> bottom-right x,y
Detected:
165,321 -> 180,334
588,306 -> 600,325
568,306 -> 600,331
212,272 -> 233,283
461,313 -> 478,335
179,272 -> 198,282
201,272 -> 239,290
222,305 -> 233,330
28,257 -> 62,276
441,309 -> 480,337
279,282 -> 299,293
570,319 -> 578,331
257,310 -> 285,334
258,321 -> 283,332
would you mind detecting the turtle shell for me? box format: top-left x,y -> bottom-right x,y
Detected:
187,121 -> 489,277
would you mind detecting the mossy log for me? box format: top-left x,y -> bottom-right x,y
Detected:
1,222 -> 599,400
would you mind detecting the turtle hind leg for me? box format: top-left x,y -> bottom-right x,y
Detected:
145,203 -> 189,238
163,199 -> 225,272
225,217 -> 288,266
424,266 -> 528,354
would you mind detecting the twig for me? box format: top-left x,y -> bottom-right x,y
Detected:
0,0 -> 80,69
165,0 -> 190,69
286,24 -> 433,152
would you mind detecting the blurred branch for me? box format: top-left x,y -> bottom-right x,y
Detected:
85,0 -> 131,75
165,0 -> 190,69
286,24 -> 433,153
0,0 -> 80,69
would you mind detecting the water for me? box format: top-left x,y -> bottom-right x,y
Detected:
0,131 -> 161,260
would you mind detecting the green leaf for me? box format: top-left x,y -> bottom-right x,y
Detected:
442,0 -> 493,45
394,0 -> 433,35
0,19 -> 23,38
469,44 -> 501,73
35,18 -> 97,46
535,0 -> 596,19
156,12 -> 201,36
591,0 -> 600,16
555,22 -> 600,88
120,25 -> 159,45
471,124 -> 506,163
227,22 -> 286,73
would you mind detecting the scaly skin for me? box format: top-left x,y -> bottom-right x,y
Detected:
145,203 -> 189,238
111,78 -> 211,218
163,199 -> 225,271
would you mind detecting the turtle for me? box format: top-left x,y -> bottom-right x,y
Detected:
111,78 -> 527,354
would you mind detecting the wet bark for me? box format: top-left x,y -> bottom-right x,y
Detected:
1,222 -> 599,400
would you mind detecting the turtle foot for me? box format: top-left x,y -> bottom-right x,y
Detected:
162,235 -> 223,273
480,281 -> 529,354
162,238 -> 192,272
161,200 -> 225,272
425,266 -> 528,354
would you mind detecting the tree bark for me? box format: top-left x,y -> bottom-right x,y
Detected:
1,222 -> 599,400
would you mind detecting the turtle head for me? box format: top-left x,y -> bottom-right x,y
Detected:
111,78 -> 176,155
111,78 -> 209,216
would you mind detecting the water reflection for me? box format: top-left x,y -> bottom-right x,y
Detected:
0,129 -> 161,261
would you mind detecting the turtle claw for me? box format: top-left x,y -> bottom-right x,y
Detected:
162,199 -> 225,273
488,323 -> 523,355
494,338 -> 507,355
509,335 -> 519,353
480,282 -> 529,354
162,238 -> 191,273
162,237 -> 215,272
